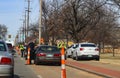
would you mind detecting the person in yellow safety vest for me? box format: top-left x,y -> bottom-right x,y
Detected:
57,42 -> 62,49
19,44 -> 24,57
57,42 -> 67,50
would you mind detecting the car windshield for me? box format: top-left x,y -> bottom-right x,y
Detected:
81,44 -> 96,47
0,42 -> 7,51
38,46 -> 60,52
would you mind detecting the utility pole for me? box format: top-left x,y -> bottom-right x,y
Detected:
20,18 -> 25,43
24,10 -> 27,42
26,0 -> 31,37
39,0 -> 42,44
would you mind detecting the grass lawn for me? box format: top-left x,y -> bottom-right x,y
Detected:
100,53 -> 120,59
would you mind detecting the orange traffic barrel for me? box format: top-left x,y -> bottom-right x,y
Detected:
61,47 -> 66,78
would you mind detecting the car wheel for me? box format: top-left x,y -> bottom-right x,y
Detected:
34,57 -> 39,65
96,57 -> 100,61
66,52 -> 70,58
10,68 -> 14,78
72,53 -> 75,60
57,62 -> 61,66
75,53 -> 79,61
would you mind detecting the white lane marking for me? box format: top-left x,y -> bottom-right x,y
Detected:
38,75 -> 43,78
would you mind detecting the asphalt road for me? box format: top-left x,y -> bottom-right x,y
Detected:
13,53 -> 103,78
29,64 -> 102,78
14,52 -> 120,78
13,55 -> 38,78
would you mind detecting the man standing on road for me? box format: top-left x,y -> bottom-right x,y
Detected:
20,43 -> 24,57
24,43 -> 28,60
27,40 -> 35,64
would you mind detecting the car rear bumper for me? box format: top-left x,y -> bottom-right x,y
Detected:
37,57 -> 61,63
78,55 -> 99,59
0,65 -> 13,76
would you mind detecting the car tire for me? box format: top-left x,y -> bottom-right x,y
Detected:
96,57 -> 100,61
58,62 -> 61,66
10,69 -> 14,78
75,53 -> 79,61
72,53 -> 75,60
34,58 -> 39,65
66,52 -> 70,58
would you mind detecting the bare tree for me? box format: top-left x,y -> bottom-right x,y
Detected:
0,24 -> 7,39
42,0 -> 64,45
59,0 -> 108,42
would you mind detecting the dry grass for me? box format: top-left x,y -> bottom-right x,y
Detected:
100,53 -> 120,59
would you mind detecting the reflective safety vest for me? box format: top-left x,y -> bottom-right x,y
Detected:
57,42 -> 66,49
20,45 -> 24,50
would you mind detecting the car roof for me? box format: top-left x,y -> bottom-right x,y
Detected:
0,40 -> 6,44
39,45 -> 57,47
80,42 -> 95,44
0,39 -> 4,42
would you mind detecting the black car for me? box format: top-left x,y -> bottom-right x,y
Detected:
34,45 -> 61,65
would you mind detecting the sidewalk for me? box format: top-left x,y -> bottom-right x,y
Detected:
66,59 -> 120,78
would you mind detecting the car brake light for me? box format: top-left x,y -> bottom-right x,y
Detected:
36,53 -> 46,56
0,57 -> 12,65
80,48 -> 84,51
54,54 -> 61,57
95,48 -> 99,51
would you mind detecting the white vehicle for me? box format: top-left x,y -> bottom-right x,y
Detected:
66,43 -> 78,58
5,40 -> 14,47
72,42 -> 100,61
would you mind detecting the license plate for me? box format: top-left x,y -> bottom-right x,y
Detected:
88,55 -> 92,57
47,54 -> 53,57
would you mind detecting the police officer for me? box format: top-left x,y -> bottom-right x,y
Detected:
19,43 -> 24,57
27,40 -> 35,64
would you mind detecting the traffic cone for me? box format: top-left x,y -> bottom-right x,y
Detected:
26,47 -> 31,65
61,47 -> 66,78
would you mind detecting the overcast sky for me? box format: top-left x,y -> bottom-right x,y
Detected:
0,0 -> 39,40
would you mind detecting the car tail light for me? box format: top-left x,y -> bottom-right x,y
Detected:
54,54 -> 61,57
95,48 -> 99,51
0,57 -> 12,65
80,48 -> 84,51
36,53 -> 46,56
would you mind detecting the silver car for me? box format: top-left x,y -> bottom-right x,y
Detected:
0,40 -> 14,77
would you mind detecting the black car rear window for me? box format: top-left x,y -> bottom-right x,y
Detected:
7,43 -> 13,49
81,44 -> 96,47
7,43 -> 12,47
0,42 -> 7,51
38,46 -> 60,52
